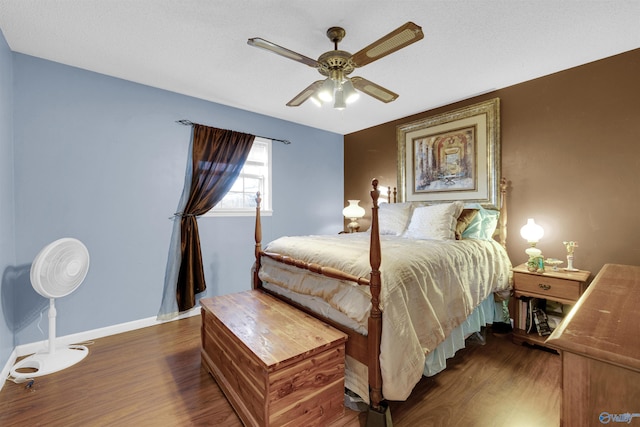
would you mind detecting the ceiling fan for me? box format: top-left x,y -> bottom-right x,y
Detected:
248,22 -> 424,109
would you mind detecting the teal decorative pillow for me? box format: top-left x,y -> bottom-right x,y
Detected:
461,206 -> 500,240
479,208 -> 500,240
461,210 -> 482,239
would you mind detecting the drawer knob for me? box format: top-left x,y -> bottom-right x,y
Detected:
539,283 -> 551,291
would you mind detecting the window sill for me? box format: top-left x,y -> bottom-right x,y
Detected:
202,209 -> 273,218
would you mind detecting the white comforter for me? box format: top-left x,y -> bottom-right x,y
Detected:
258,233 -> 511,401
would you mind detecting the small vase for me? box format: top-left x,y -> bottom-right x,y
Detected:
566,254 -> 575,271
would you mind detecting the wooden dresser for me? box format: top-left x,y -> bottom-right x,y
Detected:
201,290 -> 348,427
546,264 -> 640,426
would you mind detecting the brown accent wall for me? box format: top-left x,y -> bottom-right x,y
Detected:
345,48 -> 640,277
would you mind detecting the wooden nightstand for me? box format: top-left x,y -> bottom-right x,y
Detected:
512,263 -> 590,348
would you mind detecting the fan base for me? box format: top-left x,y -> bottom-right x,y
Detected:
10,345 -> 89,379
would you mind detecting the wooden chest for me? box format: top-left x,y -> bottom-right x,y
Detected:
200,290 -> 348,427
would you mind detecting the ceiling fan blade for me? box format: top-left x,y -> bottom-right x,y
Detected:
286,80 -> 324,107
350,22 -> 424,68
248,38 -> 320,68
351,77 -> 399,103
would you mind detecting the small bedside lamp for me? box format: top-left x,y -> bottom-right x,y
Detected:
342,200 -> 365,233
520,218 -> 544,263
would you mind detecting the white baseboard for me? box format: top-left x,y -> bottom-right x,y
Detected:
0,348 -> 18,390
1,306 -> 201,392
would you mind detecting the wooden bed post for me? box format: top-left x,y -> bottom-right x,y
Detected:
498,177 -> 508,248
385,186 -> 397,204
367,179 -> 385,418
253,191 -> 262,289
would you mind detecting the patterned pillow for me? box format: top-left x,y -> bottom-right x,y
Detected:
378,202 -> 412,236
455,209 -> 479,240
403,201 -> 464,240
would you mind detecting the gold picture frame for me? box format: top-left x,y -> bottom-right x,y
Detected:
397,98 -> 501,208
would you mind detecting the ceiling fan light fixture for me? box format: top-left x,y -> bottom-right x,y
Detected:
333,89 -> 346,110
342,78 -> 360,104
317,78 -> 335,102
310,93 -> 323,107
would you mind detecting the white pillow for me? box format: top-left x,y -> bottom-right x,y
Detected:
403,201 -> 464,240
377,202 -> 412,236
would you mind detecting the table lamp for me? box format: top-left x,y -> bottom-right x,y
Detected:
342,200 -> 365,233
520,218 -> 544,263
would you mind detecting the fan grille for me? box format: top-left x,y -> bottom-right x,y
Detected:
31,238 -> 90,299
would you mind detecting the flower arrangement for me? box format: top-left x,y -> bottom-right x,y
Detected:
563,241 -> 578,254
563,241 -> 579,270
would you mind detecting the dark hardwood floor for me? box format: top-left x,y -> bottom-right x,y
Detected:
0,315 -> 560,426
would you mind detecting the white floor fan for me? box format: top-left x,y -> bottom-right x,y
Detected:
11,238 -> 90,380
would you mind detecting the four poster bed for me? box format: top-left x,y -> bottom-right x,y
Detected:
252,178 -> 512,416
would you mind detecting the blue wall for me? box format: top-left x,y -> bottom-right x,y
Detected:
2,50 -> 343,363
0,30 -> 16,370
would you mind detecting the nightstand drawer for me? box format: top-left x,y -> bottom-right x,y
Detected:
514,273 -> 581,301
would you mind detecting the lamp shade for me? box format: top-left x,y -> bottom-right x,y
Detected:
309,93 -> 323,107
317,78 -> 335,102
520,218 -> 544,243
342,200 -> 365,219
342,78 -> 360,104
333,89 -> 346,110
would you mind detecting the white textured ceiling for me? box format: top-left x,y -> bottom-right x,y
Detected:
0,1 -> 639,135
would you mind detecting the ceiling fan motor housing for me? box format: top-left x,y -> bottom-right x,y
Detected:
318,50 -> 354,77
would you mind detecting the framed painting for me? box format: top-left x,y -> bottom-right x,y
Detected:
397,98 -> 501,208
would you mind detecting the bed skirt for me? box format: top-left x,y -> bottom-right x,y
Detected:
345,294 -> 508,404
423,294 -> 508,376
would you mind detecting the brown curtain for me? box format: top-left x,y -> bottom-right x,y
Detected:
176,124 -> 255,311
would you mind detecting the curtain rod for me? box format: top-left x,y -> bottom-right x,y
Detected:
176,120 -> 291,145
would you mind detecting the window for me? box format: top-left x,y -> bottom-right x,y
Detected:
206,137 -> 272,217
